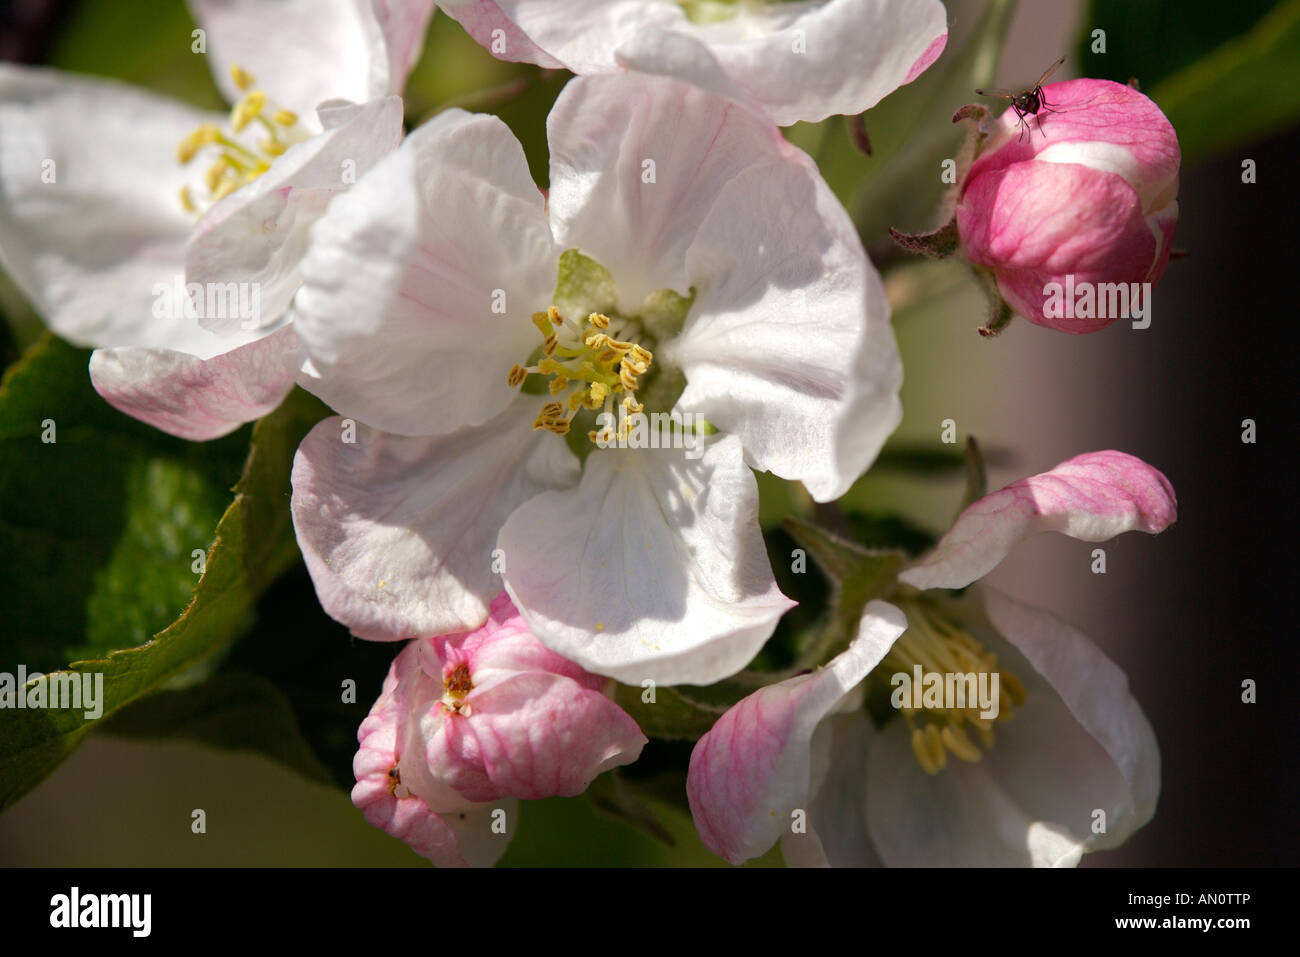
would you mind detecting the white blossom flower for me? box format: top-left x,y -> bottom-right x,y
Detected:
0,0 -> 435,438
687,451 -> 1177,866
290,72 -> 902,685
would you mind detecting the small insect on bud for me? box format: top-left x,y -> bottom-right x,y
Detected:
955,78 -> 1181,334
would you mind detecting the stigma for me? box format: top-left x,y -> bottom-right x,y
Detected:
175,64 -> 306,215
507,306 -> 653,442
441,662 -> 474,716
881,600 -> 1026,775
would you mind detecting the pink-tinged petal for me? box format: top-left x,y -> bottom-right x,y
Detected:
370,0 -> 440,95
443,592 -> 603,693
686,601 -> 906,865
955,79 -> 1180,334
864,591 -> 1158,866
546,72 -> 789,308
900,451 -> 1177,591
966,79 -> 1180,214
499,435 -> 794,686
904,33 -> 948,84
292,108 -> 556,436
0,64 -> 227,351
464,672 -> 646,799
353,640 -> 518,866
290,400 -> 578,642
189,0 -> 434,122
351,660 -> 470,867
435,0 -> 566,69
186,96 -> 404,334
670,144 -> 900,501
957,162 -> 1158,333
425,710 -> 505,804
88,323 -> 298,441
351,776 -> 468,867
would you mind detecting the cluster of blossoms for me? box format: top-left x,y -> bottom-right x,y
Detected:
0,0 -> 1183,866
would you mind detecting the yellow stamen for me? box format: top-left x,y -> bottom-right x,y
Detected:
230,64 -> 256,92
174,66 -> 306,217
231,90 -> 267,133
177,124 -> 219,164
884,601 -> 1025,774
204,158 -> 230,193
517,304 -> 655,441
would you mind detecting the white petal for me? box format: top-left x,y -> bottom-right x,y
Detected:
782,712 -> 882,867
292,108 -> 556,436
445,1 -> 948,125
498,435 -> 793,685
89,323 -> 298,440
981,589 -> 1160,852
546,72 -> 787,308
616,0 -> 950,126
669,149 -> 901,502
441,0 -> 671,74
186,96 -> 404,334
189,0 -> 435,122
864,591 -> 1159,866
900,451 -> 1178,591
0,64 -> 229,350
290,399 -> 579,641
440,798 -> 519,868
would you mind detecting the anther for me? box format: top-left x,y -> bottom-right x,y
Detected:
230,64 -> 257,92
231,90 -> 267,132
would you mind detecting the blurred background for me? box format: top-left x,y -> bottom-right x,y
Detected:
1,0 -> 1296,865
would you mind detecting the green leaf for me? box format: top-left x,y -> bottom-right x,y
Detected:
959,435 -> 988,514
585,769 -> 676,847
0,335 -> 247,671
1150,0 -> 1300,162
100,671 -> 332,786
841,511 -> 939,559
870,439 -> 1011,477
0,341 -> 327,811
1077,0 -> 1283,95
612,682 -> 726,741
782,517 -> 906,666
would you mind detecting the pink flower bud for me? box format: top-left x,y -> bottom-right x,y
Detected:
351,592 -> 646,865
955,79 -> 1180,334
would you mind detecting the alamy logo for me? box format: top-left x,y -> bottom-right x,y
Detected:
50,887 -> 151,937
890,665 -> 1001,720
151,275 -> 262,329
592,409 -> 706,460
1041,275 -> 1152,329
0,666 -> 103,719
